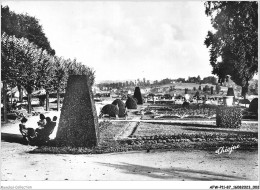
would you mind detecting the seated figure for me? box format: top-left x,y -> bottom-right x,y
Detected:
19,117 -> 36,143
36,117 -> 57,141
19,117 -> 29,142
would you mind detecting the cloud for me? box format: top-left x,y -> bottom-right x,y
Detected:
3,1 -> 214,82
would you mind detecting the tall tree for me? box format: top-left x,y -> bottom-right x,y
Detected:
1,33 -> 22,122
64,58 -> 95,87
51,56 -> 69,111
1,5 -> 55,55
36,51 -> 55,111
2,34 -> 44,114
204,1 -> 258,98
1,5 -> 56,105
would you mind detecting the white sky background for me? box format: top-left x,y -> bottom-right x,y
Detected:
2,0 -> 217,83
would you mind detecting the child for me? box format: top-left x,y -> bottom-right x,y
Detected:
19,117 -> 36,143
19,117 -> 29,142
37,114 -> 46,129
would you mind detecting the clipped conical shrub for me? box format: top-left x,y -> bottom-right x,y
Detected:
56,75 -> 99,147
133,87 -> 143,105
249,98 -> 258,113
99,104 -> 119,118
227,87 -> 235,96
195,91 -> 200,97
126,96 -> 137,109
182,101 -> 189,108
112,99 -> 126,117
210,86 -> 214,95
216,84 -> 221,94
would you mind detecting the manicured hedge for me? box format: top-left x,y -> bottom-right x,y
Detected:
112,99 -> 126,117
100,104 -> 119,117
227,87 -> 235,96
133,87 -> 143,105
126,96 -> 137,109
182,101 -> 189,108
239,99 -> 250,105
216,106 -> 242,128
249,98 -> 258,113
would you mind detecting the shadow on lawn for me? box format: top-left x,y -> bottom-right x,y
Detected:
1,133 -> 28,145
96,162 -> 247,181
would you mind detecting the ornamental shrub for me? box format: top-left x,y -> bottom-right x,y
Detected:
249,98 -> 258,113
210,86 -> 214,95
216,106 -> 242,128
182,101 -> 189,108
216,84 -> 221,94
99,104 -> 119,118
126,96 -> 137,109
239,99 -> 250,105
227,88 -> 235,96
195,91 -> 200,98
203,85 -> 210,92
112,99 -> 126,117
133,87 -> 143,105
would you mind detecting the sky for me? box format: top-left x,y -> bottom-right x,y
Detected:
2,0 -> 216,83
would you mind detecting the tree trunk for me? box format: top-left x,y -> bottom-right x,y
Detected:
242,82 -> 249,100
18,85 -> 23,102
10,90 -> 13,104
2,82 -> 8,123
57,89 -> 60,111
27,93 -> 32,114
39,96 -> 45,107
46,90 -> 50,111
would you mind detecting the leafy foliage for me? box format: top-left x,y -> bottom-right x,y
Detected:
100,104 -> 119,118
1,5 -> 55,55
133,87 -> 143,105
216,84 -> 221,94
226,88 -> 235,96
126,96 -> 137,109
204,2 -> 258,96
50,56 -> 69,92
249,98 -> 258,113
64,58 -> 95,87
216,106 -> 242,128
182,102 -> 189,108
1,33 -> 41,94
112,99 -> 126,117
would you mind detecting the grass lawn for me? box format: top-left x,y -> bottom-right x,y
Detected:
31,120 -> 258,154
133,122 -> 258,137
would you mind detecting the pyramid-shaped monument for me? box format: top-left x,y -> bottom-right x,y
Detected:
56,75 -> 99,147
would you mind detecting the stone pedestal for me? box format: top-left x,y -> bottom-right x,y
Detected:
224,96 -> 234,106
56,75 -> 99,147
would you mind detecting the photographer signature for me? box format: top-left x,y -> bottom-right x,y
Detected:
215,144 -> 240,154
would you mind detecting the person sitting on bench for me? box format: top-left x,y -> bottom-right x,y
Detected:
19,117 -> 29,142
36,117 -> 54,141
19,117 -> 36,143
37,114 -> 46,129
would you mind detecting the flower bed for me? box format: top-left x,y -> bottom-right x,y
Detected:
133,122 -> 258,137
122,133 -> 258,146
143,105 -> 217,119
31,120 -> 258,154
142,104 -> 256,120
